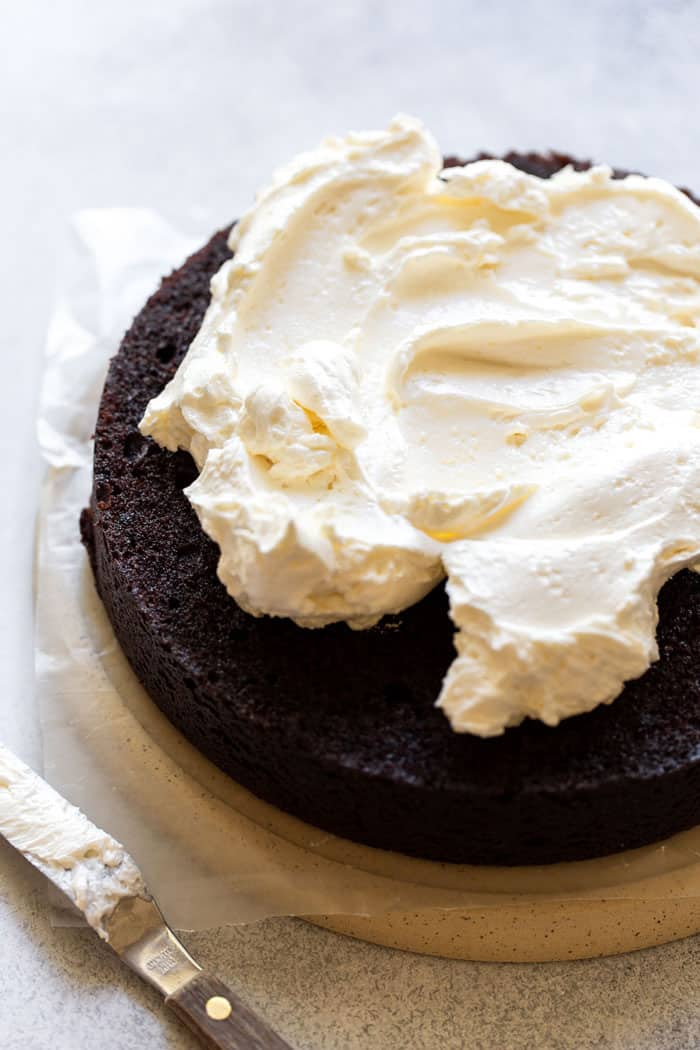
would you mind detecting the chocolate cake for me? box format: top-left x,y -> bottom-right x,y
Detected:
81,152 -> 700,866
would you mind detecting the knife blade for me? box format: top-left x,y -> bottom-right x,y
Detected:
0,742 -> 293,1049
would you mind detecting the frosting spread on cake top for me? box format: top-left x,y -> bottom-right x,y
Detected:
141,115 -> 700,735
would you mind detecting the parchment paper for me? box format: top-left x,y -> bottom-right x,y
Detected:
35,209 -> 700,932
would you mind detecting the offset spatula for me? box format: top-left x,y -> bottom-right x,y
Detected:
0,742 -> 293,1049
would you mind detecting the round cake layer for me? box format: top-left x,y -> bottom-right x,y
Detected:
81,152 -> 700,865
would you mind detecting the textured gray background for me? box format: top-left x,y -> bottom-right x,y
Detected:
3,1 -> 700,1047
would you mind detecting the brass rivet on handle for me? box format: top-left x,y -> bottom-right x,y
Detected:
206,995 -> 233,1021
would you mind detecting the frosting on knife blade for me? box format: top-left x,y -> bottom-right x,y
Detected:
0,743 -> 147,939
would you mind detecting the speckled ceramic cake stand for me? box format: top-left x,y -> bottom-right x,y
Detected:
240,798 -> 700,963
201,753 -> 700,962
308,896 -> 700,963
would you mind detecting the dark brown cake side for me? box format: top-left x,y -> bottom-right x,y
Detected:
81,153 -> 700,866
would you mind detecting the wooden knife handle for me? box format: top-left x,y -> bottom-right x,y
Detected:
166,972 -> 293,1049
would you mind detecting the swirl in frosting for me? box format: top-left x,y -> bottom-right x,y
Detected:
141,116 -> 700,735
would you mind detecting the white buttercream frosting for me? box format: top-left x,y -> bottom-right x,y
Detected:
141,115 -> 700,736
0,745 -> 146,937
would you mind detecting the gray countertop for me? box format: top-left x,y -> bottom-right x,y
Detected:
4,2 -> 700,1046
